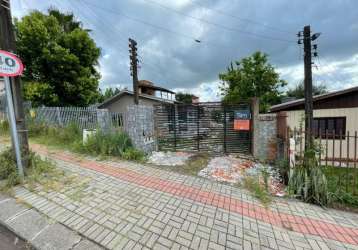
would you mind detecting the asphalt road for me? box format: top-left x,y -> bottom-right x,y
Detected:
0,224 -> 29,250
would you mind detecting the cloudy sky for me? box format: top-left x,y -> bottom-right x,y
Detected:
11,0 -> 358,101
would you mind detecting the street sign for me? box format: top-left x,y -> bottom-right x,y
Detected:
0,50 -> 24,77
0,50 -> 24,177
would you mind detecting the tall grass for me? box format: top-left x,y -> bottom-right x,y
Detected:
26,118 -> 145,162
0,149 -> 56,188
0,119 -> 9,136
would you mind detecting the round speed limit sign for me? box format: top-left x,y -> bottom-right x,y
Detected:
0,50 -> 24,77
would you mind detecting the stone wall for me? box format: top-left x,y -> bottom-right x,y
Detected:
123,105 -> 156,153
253,113 -> 278,162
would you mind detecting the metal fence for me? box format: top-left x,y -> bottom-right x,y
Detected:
32,106 -> 123,130
289,127 -> 358,195
155,102 -> 252,154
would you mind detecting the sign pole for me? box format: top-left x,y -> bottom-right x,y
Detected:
4,76 -> 24,177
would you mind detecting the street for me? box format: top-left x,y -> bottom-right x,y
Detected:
0,224 -> 29,250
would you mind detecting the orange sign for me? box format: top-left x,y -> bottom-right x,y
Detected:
234,119 -> 250,130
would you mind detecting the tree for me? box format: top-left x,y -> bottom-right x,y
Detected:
98,87 -> 121,103
219,51 -> 286,112
286,82 -> 328,99
15,9 -> 101,107
175,92 -> 195,104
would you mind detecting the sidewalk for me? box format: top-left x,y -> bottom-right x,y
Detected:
0,193 -> 102,250
1,142 -> 358,249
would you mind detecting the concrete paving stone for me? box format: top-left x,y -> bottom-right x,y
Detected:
176,236 -> 191,248
32,223 -> 81,250
8,209 -> 49,240
113,237 -> 130,250
95,228 -> 111,243
145,232 -> 159,248
157,236 -> 173,248
73,239 -> 104,250
0,199 -> 29,222
208,241 -> 226,250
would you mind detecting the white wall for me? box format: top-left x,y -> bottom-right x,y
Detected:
286,107 -> 358,163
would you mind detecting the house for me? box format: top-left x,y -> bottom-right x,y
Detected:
270,86 -> 358,161
98,80 -> 176,113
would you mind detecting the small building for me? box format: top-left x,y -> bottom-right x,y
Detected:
270,86 -> 358,161
98,80 -> 176,113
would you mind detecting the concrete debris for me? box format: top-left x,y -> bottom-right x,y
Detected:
148,151 -> 193,166
198,155 -> 285,196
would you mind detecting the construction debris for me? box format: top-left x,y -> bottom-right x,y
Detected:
198,155 -> 285,196
148,151 -> 193,166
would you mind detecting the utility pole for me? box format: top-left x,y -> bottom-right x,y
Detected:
298,25 -> 320,150
0,0 -> 29,168
129,38 -> 139,105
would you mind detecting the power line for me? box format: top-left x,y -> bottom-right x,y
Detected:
187,0 -> 292,34
60,0 -> 186,88
141,0 -> 295,43
78,0 -> 295,45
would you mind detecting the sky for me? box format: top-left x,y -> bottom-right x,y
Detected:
11,0 -> 358,101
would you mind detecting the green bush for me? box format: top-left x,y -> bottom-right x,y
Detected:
78,130 -> 146,161
0,119 -> 9,135
0,148 -> 55,188
121,148 -> 146,162
80,130 -> 132,155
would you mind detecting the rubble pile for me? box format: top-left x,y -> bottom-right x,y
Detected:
198,155 -> 285,196
148,151 -> 193,166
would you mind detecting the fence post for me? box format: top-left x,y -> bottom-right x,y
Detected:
197,105 -> 200,151
173,105 -> 177,151
346,131 -> 350,192
354,131 -> 357,195
223,105 -> 227,154
325,129 -> 328,167
56,107 -> 63,127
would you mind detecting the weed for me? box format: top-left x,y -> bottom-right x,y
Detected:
243,176 -> 272,206
0,119 -> 9,135
121,148 -> 146,162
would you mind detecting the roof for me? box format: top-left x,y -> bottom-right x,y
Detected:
98,90 -> 176,109
138,80 -> 175,94
270,86 -> 358,112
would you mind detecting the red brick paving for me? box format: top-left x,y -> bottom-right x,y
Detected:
32,144 -> 358,246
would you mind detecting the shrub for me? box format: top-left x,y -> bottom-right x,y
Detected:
0,148 -> 55,188
81,130 -> 132,156
0,119 -> 9,135
288,149 -> 328,206
121,148 -> 146,162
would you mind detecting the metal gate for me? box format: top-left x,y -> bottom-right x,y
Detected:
154,102 -> 252,154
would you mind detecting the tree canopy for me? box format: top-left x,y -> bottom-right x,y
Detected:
285,82 -> 328,99
219,51 -> 286,112
15,9 -> 101,107
98,87 -> 121,103
175,92 -> 195,104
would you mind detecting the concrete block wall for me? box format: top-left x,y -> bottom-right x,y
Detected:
123,105 -> 156,153
253,113 -> 278,162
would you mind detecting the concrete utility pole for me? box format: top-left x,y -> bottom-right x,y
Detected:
298,25 -> 320,150
0,0 -> 29,168
303,26 -> 314,150
129,38 -> 139,105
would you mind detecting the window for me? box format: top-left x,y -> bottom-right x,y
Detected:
313,117 -> 346,139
